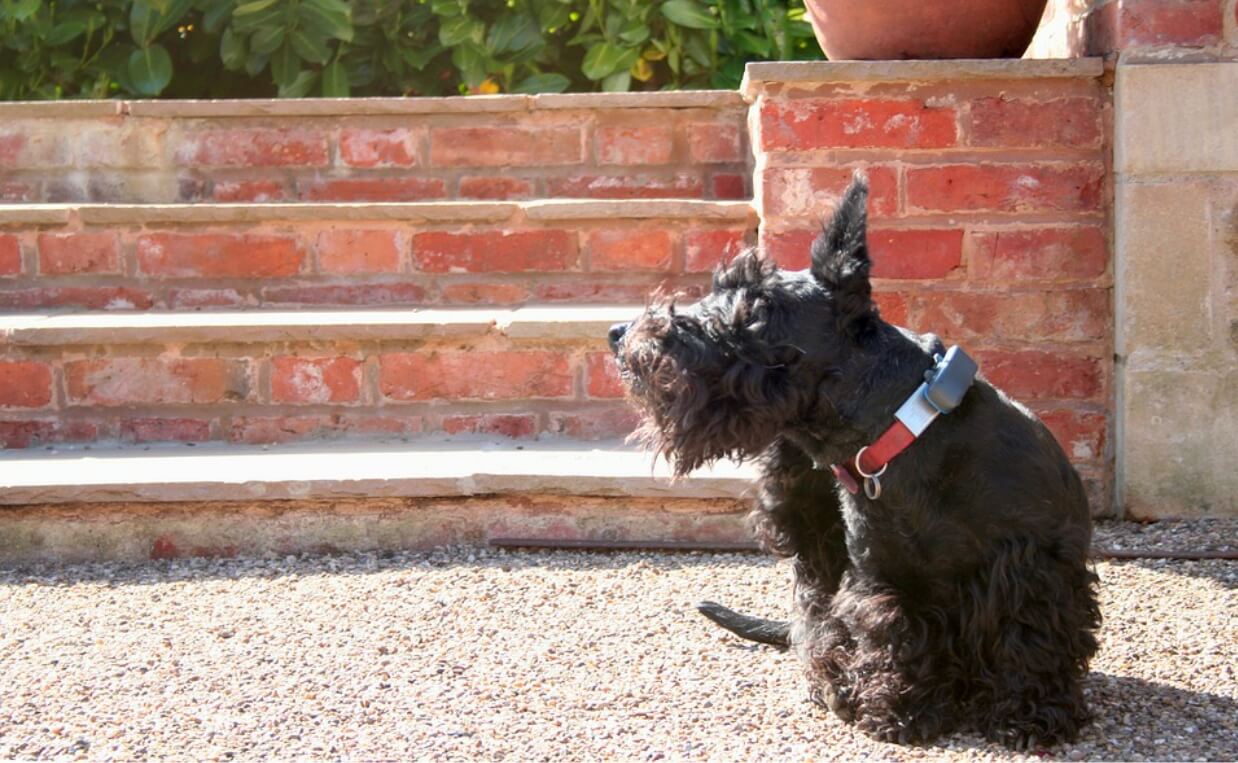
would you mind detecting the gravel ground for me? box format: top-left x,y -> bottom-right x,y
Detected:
2,520 -> 1235,762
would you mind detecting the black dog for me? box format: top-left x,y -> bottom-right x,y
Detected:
608,175 -> 1100,748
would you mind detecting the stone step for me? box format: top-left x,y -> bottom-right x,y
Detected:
0,439 -> 757,564
0,91 -> 749,205
0,306 -> 647,449
0,199 -> 756,311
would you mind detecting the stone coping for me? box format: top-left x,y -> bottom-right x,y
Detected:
0,200 -> 755,226
741,58 -> 1106,98
0,439 -> 755,504
0,90 -> 744,120
0,306 -> 641,345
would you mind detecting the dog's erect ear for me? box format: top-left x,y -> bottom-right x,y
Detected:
810,174 -> 874,330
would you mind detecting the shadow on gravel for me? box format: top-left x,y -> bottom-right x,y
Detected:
1071,672 -> 1238,761
0,548 -> 777,587
1108,558 -> 1238,588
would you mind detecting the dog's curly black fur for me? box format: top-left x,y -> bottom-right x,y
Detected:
609,175 -> 1101,749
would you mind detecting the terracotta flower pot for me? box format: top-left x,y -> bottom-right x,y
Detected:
803,0 -> 1050,60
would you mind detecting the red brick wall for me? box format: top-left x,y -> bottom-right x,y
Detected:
0,94 -> 749,205
750,63 -> 1113,508
0,336 -> 638,449
1085,0 -> 1236,57
0,207 -> 754,311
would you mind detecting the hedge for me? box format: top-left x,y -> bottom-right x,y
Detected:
0,0 -> 823,100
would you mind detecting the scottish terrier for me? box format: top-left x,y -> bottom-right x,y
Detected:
608,175 -> 1100,748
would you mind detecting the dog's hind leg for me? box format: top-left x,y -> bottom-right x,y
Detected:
696,601 -> 791,648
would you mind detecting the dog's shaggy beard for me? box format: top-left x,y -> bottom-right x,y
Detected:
616,298 -> 795,477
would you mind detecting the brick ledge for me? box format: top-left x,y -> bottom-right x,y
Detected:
0,439 -> 755,505
0,305 -> 641,345
741,58 -> 1106,99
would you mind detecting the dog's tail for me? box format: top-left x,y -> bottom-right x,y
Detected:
696,601 -> 791,649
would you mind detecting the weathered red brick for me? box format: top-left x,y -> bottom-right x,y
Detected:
0,287 -> 154,310
120,417 -> 212,443
260,283 -> 427,306
271,356 -> 362,404
0,181 -> 34,202
430,127 -> 583,167
37,232 -> 120,275
1037,408 -> 1107,462
711,174 -> 748,200
380,351 -> 573,401
760,99 -> 958,151
545,174 -> 704,199
300,178 -> 447,202
970,227 -> 1108,281
968,97 -> 1103,148
437,282 -> 529,305
168,288 -> 248,309
0,420 -> 96,449
414,230 -> 577,273
873,291 -> 909,325
912,289 -> 1109,343
978,351 -> 1103,400
595,126 -> 673,165
0,132 -> 25,167
684,229 -> 751,273
0,234 -> 20,276
534,280 -> 702,304
229,414 -> 422,444
587,229 -> 674,272
459,176 -> 535,200
0,361 -> 53,408
760,229 -> 816,270
586,353 -> 625,398
339,128 -> 418,168
64,358 -> 248,406
138,233 -> 303,278
316,230 -> 401,274
176,129 -> 328,167
761,166 -> 898,219
441,414 -> 538,439
906,164 -> 1104,214
869,229 -> 964,279
212,180 -> 287,202
548,408 -> 639,439
1120,0 -> 1223,46
687,122 -> 743,163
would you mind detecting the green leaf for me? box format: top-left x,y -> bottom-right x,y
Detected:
511,72 -> 569,94
299,0 -> 352,42
322,58 -> 349,96
430,0 -> 463,17
127,44 -> 173,95
451,43 -> 487,87
270,40 -> 300,86
401,42 -> 444,70
290,29 -> 331,63
0,0 -> 40,21
661,0 -> 718,29
200,0 -> 235,33
234,0 -> 279,16
439,16 -> 482,46
250,25 -> 285,54
581,41 -> 636,81
601,69 -> 630,92
220,26 -> 247,69
45,20 -> 88,45
244,51 -> 269,76
487,13 -> 541,54
278,69 -> 318,96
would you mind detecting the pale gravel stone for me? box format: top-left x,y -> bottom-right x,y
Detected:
1,521 -> 1234,761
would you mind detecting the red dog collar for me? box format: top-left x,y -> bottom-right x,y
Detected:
833,346 -> 978,499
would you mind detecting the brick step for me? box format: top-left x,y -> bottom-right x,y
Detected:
0,199 -> 756,311
0,92 -> 750,205
0,439 -> 756,564
0,306 -> 647,449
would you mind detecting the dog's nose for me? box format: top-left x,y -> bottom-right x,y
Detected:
608,322 -> 629,352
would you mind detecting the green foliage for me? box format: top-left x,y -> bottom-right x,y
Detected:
0,0 -> 821,99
